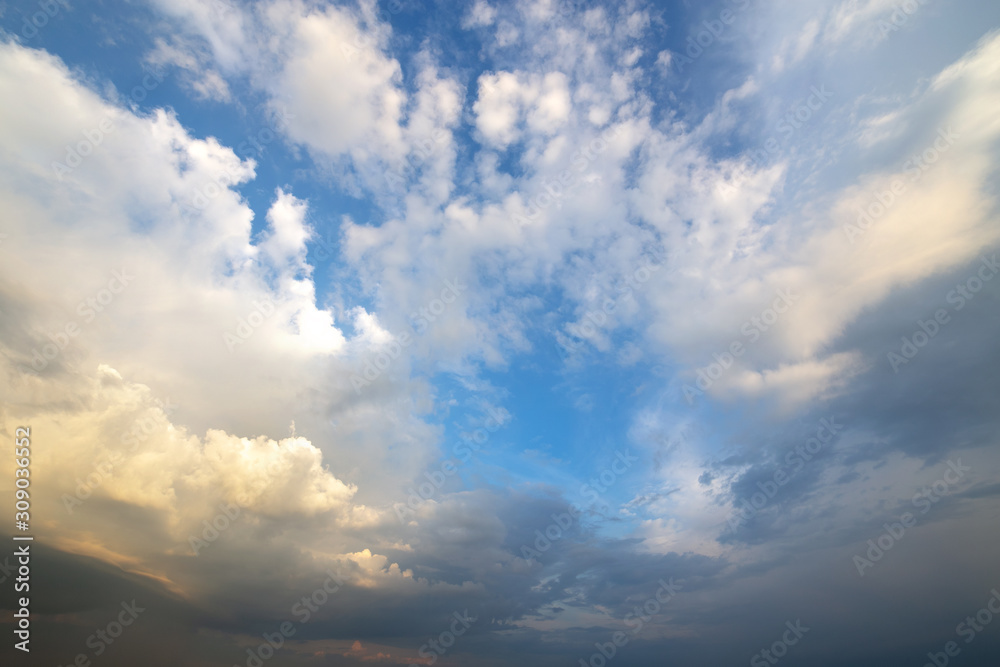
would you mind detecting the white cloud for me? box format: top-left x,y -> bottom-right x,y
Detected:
0,40 -> 440,534
825,0 -> 903,45
472,70 -> 573,148
148,0 -> 252,71
260,1 -> 406,160
462,0 -> 497,29
260,188 -> 312,267
4,3 -> 1000,659
146,36 -> 232,102
633,31 -> 1000,408
771,18 -> 821,72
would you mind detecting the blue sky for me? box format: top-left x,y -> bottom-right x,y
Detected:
2,0 -> 1000,665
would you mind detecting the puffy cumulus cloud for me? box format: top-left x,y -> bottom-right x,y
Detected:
132,0 -> 666,378
128,0 -> 998,414
473,71 -> 526,147
462,0 -> 498,29
260,0 -> 406,160
148,0 -> 253,72
199,430 -> 357,515
141,0 -> 465,200
335,7 -> 664,371
340,548 -> 484,594
0,40 -> 449,574
113,0 -> 1000,511
0,46 -> 266,265
473,70 -> 572,146
0,42 -> 531,659
1,365 -> 355,535
255,189 -> 349,356
379,57 -> 463,207
260,188 -> 313,270
1,364 -> 455,633
0,42 -> 444,477
0,260 -> 467,657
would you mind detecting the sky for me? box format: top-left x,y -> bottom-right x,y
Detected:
1,0 -> 1000,665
